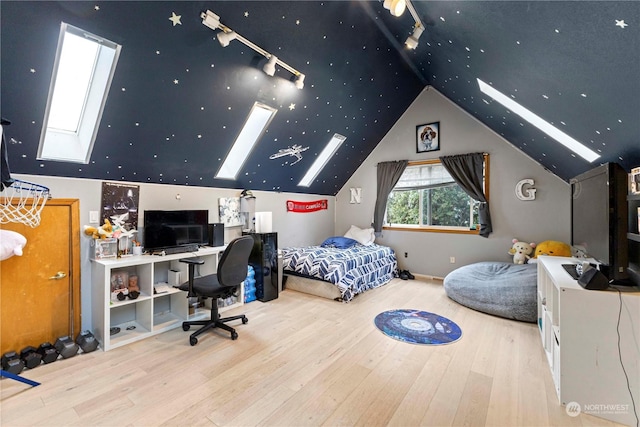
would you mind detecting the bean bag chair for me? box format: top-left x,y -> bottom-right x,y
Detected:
443,262 -> 537,323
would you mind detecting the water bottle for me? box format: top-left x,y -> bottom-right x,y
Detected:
244,265 -> 256,303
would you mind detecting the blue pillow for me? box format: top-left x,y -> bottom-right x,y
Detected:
320,236 -> 359,249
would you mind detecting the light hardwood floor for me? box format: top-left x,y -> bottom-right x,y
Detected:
0,278 -> 627,426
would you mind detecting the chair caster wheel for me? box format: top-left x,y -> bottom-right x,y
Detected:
242,317 -> 248,324
182,324 -> 190,331
231,332 -> 238,340
189,336 -> 198,346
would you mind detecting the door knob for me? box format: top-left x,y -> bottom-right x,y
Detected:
49,271 -> 67,280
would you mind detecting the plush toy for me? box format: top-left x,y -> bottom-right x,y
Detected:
83,219 -> 114,239
533,240 -> 572,258
0,230 -> 27,261
508,239 -> 536,264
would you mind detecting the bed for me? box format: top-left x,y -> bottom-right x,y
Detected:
281,231 -> 398,302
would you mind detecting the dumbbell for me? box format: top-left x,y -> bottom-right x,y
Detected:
54,336 -> 79,359
20,346 -> 42,369
37,342 -> 59,364
1,351 -> 25,374
75,330 -> 99,353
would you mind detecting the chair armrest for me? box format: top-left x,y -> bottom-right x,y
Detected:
179,258 -> 205,265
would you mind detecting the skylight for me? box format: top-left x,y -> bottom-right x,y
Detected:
38,23 -> 121,164
298,133 -> 346,187
477,79 -> 600,163
216,102 -> 278,180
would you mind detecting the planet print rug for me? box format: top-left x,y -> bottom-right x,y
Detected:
374,309 -> 462,345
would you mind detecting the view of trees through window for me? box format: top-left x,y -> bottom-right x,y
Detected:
385,162 -> 480,229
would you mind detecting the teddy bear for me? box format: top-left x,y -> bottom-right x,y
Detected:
533,240 -> 572,258
508,239 -> 536,264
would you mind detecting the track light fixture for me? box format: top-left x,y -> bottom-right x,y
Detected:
383,0 -> 425,50
263,55 -> 277,76
383,0 -> 406,17
405,24 -> 424,49
201,10 -> 305,89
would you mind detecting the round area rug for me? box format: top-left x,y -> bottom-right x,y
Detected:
374,309 -> 462,345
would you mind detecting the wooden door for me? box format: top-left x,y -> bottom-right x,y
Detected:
0,199 -> 80,354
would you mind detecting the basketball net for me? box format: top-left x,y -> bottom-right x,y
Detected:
0,179 -> 51,227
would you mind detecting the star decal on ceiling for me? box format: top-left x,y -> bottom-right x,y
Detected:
169,12 -> 182,26
244,11 -> 249,17
94,5 -> 100,11
615,19 -> 628,28
173,79 -> 179,84
289,103 -> 296,110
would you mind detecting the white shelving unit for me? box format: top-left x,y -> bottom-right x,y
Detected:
91,246 -> 243,351
537,255 -> 640,426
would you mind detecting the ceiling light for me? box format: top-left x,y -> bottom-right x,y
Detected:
201,10 -> 305,89
477,79 -> 600,162
384,0 -> 406,17
405,25 -> 424,49
298,134 -> 346,187
216,102 -> 278,180
217,31 -> 237,48
263,55 -> 277,76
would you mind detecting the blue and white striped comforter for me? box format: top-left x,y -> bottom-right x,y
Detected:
281,243 -> 397,302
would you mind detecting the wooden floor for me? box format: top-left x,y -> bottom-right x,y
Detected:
0,278 -> 626,426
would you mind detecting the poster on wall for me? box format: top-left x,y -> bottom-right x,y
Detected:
286,199 -> 328,213
100,182 -> 139,229
218,197 -> 243,227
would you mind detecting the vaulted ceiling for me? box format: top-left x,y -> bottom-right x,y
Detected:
1,1 -> 638,195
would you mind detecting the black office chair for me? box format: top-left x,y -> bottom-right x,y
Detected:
178,235 -> 253,346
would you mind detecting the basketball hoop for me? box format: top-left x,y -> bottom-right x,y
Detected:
0,179 -> 51,227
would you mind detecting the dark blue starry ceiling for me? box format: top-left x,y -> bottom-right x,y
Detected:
1,1 -> 638,196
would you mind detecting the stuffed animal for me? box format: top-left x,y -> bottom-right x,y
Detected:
508,239 -> 536,264
533,240 -> 572,258
0,230 -> 27,261
83,219 -> 114,239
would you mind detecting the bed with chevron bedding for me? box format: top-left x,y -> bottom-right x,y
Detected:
281,242 -> 398,302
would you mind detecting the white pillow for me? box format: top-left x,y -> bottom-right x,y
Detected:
0,230 -> 27,261
344,225 -> 375,246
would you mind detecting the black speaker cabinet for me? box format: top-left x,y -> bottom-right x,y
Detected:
578,266 -> 610,290
208,223 -> 224,247
244,232 -> 278,302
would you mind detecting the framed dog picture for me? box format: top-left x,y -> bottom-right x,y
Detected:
416,122 -> 440,153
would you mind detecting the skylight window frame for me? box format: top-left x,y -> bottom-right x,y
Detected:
476,78 -> 600,163
37,23 -> 121,164
215,102 -> 278,180
298,133 -> 346,187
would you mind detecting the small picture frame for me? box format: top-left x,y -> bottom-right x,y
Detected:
416,122 -> 440,153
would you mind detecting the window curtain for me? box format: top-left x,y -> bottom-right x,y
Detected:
372,160 -> 408,233
439,153 -> 492,237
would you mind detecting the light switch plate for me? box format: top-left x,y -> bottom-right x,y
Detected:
89,211 -> 100,224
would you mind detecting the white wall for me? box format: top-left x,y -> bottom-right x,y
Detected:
15,174 -> 334,331
335,87 -> 572,278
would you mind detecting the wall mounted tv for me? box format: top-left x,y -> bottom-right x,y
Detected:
570,162 -> 629,283
143,210 -> 209,253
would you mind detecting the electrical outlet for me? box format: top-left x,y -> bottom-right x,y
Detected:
89,211 -> 100,224
404,252 -> 408,258
449,256 -> 456,264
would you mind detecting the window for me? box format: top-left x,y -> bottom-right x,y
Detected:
385,158 -> 488,233
298,133 -> 346,187
216,102 -> 278,180
38,23 -> 121,163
